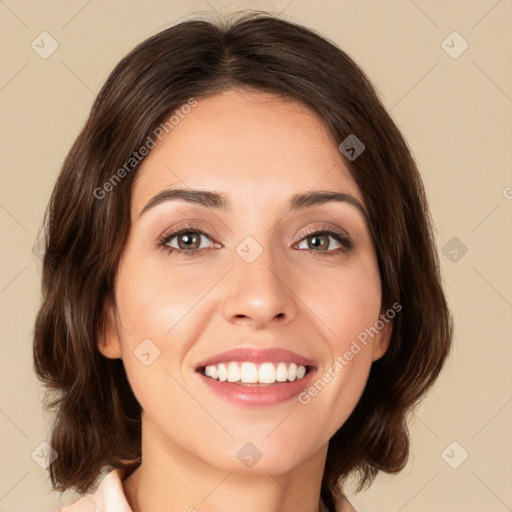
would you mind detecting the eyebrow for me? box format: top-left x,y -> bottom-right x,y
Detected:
138,188 -> 369,223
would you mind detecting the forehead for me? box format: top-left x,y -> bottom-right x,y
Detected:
131,88 -> 363,217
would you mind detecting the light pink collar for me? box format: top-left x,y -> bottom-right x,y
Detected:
60,468 -> 133,512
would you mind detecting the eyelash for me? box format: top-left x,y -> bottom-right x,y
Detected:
156,223 -> 353,258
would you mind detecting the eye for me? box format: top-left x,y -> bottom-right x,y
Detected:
157,224 -> 219,257
295,224 -> 353,256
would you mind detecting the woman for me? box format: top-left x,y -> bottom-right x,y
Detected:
33,11 -> 453,512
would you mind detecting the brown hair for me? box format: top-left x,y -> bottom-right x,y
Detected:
33,10 -> 453,510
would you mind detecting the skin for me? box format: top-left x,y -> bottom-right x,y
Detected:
98,88 -> 392,512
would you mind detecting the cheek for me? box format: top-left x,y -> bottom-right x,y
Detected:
113,250 -> 221,395
115,251 -> 217,340
298,259 -> 381,423
307,255 -> 382,348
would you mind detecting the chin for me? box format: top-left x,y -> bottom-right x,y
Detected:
215,452 -> 307,476
201,434 -> 320,476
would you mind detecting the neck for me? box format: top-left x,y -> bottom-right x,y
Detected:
124,416 -> 328,512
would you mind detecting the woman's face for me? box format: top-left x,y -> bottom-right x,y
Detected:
99,88 -> 391,475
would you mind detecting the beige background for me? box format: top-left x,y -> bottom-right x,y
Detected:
1,0 -> 511,511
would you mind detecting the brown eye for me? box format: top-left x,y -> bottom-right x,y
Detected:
175,232 -> 203,250
306,234 -> 331,251
164,230 -> 213,251
157,225 -> 220,257
296,229 -> 351,253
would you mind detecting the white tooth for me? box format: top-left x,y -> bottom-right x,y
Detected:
240,362 -> 258,383
218,363 -> 228,382
258,362 -> 276,384
227,362 -> 241,382
207,361 -> 307,383
276,362 -> 288,382
287,362 -> 298,381
209,365 -> 219,380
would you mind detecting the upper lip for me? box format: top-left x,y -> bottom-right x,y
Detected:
194,347 -> 317,370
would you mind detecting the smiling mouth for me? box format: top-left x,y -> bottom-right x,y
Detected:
197,361 -> 313,386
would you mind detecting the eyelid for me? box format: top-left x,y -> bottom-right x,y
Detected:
156,221 -> 222,246
295,223 -> 350,243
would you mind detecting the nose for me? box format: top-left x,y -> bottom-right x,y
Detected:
221,242 -> 298,328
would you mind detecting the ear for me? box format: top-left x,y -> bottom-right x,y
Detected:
97,297 -> 123,360
371,315 -> 393,362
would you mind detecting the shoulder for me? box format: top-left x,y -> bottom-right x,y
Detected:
58,468 -> 133,512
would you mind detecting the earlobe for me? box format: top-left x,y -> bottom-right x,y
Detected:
372,318 -> 392,362
97,300 -> 123,360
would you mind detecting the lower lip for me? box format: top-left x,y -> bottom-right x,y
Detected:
196,368 -> 317,407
